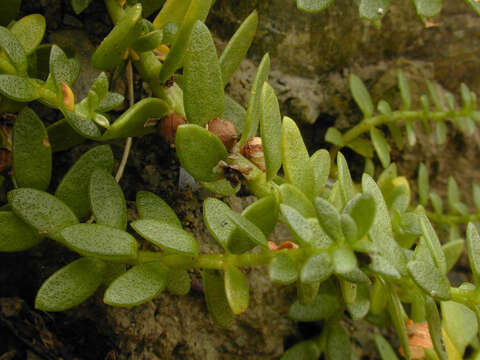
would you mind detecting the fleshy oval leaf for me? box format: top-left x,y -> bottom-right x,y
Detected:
136,190 -> 181,228
131,219 -> 198,256
0,75 -> 39,102
8,188 -> 78,242
183,21 -> 224,127
61,224 -> 138,261
35,257 -> 105,311
89,168 -> 127,230
104,261 -> 168,306
300,252 -> 333,284
55,145 -> 114,218
407,260 -> 451,301
10,14 -> 46,55
268,253 -> 298,285
12,107 -> 52,190
0,211 -> 42,252
241,195 -> 278,237
350,73 -> 374,118
224,265 -> 249,315
175,124 -> 228,182
202,270 -> 235,329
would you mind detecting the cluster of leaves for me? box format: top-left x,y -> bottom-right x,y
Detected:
296,0 -> 480,27
324,71 -> 480,174
2,0 -> 480,359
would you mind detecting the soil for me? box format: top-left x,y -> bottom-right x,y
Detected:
1,0 -> 480,359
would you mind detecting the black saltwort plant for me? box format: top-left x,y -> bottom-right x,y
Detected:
1,0 -> 480,359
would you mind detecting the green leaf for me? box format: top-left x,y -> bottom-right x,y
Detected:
89,72 -> 109,103
326,324 -> 352,360
405,120 -> 416,146
227,208 -> 268,250
419,214 -> 447,274
297,0 -> 334,12
430,192 -> 443,214
280,204 -> 313,247
183,21 -> 224,127
425,297 -> 448,360
300,252 -> 333,283
152,0 -> 191,30
467,223 -> 480,284
359,0 -> 391,22
158,0 -> 214,82
314,197 -> 344,243
397,70 -> 411,110
443,239 -> 464,272
62,110 -> 101,139
240,53 -> 270,145
332,246 -> 357,275
280,183 -> 316,218
166,268 -> 191,296
55,145 -> 114,218
370,127 -> 390,168
442,300 -> 478,357
337,152 -> 356,203
49,45 -> 80,87
219,10 -> 258,86
12,107 -> 52,190
325,127 -> 344,146
104,261 -> 168,306
417,163 -> 429,206
281,340 -> 321,360
0,0 -> 21,27
370,277 -> 388,315
10,14 -> 45,55
287,281 -> 339,321
131,219 -> 198,256
91,5 -> 143,70
224,265 -> 249,314
200,178 -> 240,196
89,168 -> 127,230
97,92 -> 124,112
346,137 -> 374,158
465,0 -> 480,16
387,289 -> 410,360
369,255 -> 401,279
202,270 -> 235,329
412,0 -> 442,17
374,334 -> 399,360
136,191 -> 181,228
473,184 -> 480,210
362,174 -> 407,276
268,253 -> 298,285
0,211 -> 42,252
242,195 -> 278,237
346,283 -> 370,320
343,193 -> 376,241
407,260 -> 451,300
35,257 -> 105,311
175,124 -> 228,182
102,98 -> 169,139
260,82 -> 282,181
71,0 -> 93,14
0,26 -> 27,74
0,75 -> 39,102
8,188 -> 78,242
131,29 -> 163,52
203,198 -> 235,250
341,214 -> 358,242
447,176 -> 461,213
223,95 -> 246,133
310,149 -> 330,198
61,224 -> 138,261
350,74 -> 374,118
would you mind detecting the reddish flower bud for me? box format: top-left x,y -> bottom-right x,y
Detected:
207,117 -> 238,151
241,137 -> 265,172
158,113 -> 186,145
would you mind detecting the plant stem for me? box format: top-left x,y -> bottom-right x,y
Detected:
330,108 -> 472,159
426,210 -> 480,225
137,247 -> 316,270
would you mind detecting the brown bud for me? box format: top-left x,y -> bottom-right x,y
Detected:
158,113 -> 186,145
241,137 -> 265,172
207,118 -> 238,151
